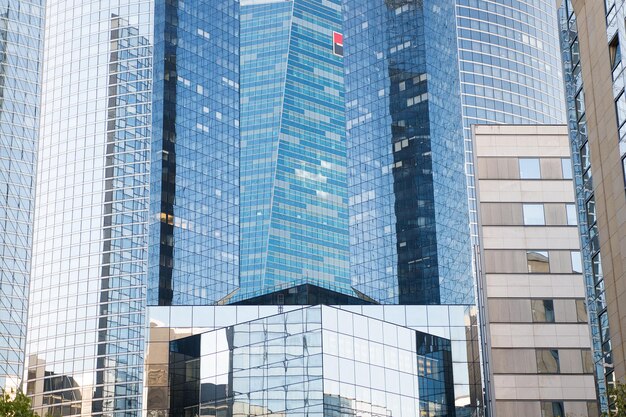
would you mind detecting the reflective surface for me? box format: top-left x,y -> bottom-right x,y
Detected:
146,305 -> 482,417
238,0 -> 352,301
345,0 -> 473,305
0,0 -> 43,391
26,0 -> 153,415
457,0 -> 567,242
149,0 -> 239,306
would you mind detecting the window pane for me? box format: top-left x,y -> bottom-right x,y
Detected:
609,35 -> 621,70
580,141 -> 590,171
622,156 -> 626,189
536,349 -> 560,373
616,92 -> 626,127
588,401 -> 600,417
519,158 -> 541,179
571,39 -> 580,68
575,90 -> 585,120
586,197 -> 596,226
523,204 -> 545,225
576,300 -> 588,323
552,402 -> 565,417
544,300 -> 555,322
566,204 -> 577,225
532,299 -> 555,323
527,251 -> 549,273
561,158 -> 573,179
582,350 -> 594,373
571,251 -> 582,273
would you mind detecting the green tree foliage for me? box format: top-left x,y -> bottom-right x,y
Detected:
0,389 -> 35,417
603,382 -> 626,417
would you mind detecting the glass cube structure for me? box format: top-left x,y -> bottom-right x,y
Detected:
145,305 -> 482,417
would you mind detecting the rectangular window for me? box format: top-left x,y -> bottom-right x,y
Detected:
532,299 -> 555,323
586,197 -> 596,226
541,401 -> 565,417
527,250 -> 549,273
582,349 -> 595,373
536,349 -> 560,373
571,251 -> 582,273
588,401 -> 600,417
576,300 -> 588,323
575,90 -> 585,121
616,91 -> 626,127
561,158 -> 573,179
519,158 -> 541,179
566,204 -> 577,225
523,204 -> 545,225
580,141 -> 591,171
571,38 -> 580,68
609,35 -> 621,70
622,156 -> 626,190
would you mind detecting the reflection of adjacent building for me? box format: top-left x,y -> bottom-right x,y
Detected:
26,7 -> 153,416
0,0 -> 43,391
474,125 -> 598,417
145,304 -> 483,417
26,356 -> 82,417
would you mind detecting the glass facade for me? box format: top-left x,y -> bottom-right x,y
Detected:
456,0 -> 567,241
145,305 -> 483,417
147,0 -> 475,307
239,0 -> 351,301
0,0 -> 43,391
26,0 -> 152,415
149,0 -> 239,307
345,0 -> 473,305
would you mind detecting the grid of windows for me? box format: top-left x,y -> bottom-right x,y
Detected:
26,1 -> 153,415
558,0 -> 608,410
457,0 -> 567,243
0,0 -> 43,391
345,0 -> 473,305
238,0 -> 352,301
148,0 -> 239,306
145,304 -> 482,417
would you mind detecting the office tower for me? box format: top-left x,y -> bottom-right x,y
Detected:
456,0 -> 566,239
557,0 -> 626,411
0,0 -> 43,392
474,125 -> 598,417
26,0 -> 153,414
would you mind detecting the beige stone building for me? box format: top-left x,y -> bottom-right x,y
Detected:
474,125 -> 598,417
556,0 -> 626,407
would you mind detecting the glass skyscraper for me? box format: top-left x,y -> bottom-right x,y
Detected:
0,0 -> 43,392
24,0 -> 572,416
456,0 -> 566,240
26,0 -> 152,414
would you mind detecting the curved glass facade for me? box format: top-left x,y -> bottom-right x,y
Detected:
0,0 -> 43,391
456,0 -> 566,239
26,1 -> 152,415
